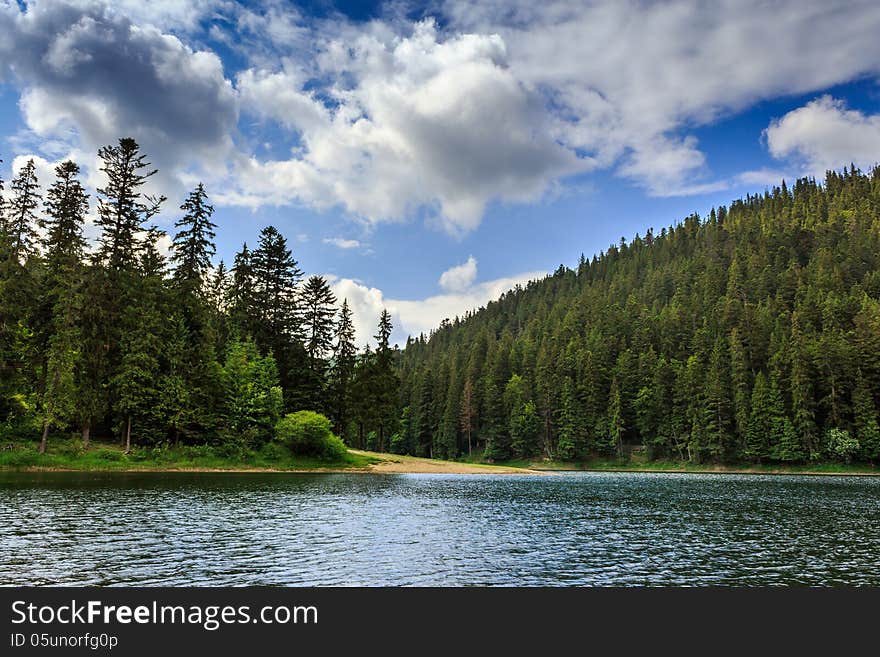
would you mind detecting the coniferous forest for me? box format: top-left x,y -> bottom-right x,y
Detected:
396,166 -> 880,465
0,138 -> 400,457
2,137 -> 880,467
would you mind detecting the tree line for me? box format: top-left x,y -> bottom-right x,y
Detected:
0,138 -> 399,454
395,166 -> 880,464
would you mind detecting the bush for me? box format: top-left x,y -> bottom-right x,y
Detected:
276,411 -> 347,460
826,428 -> 860,463
92,448 -> 124,462
323,434 -> 348,461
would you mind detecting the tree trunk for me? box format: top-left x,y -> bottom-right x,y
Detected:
125,416 -> 132,454
174,428 -> 180,449
39,420 -> 49,454
81,420 -> 90,449
467,428 -> 472,457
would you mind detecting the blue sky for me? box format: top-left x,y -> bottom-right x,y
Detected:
1,0 -> 880,345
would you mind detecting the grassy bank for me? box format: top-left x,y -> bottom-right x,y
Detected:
497,457 -> 879,476
0,438 -> 378,472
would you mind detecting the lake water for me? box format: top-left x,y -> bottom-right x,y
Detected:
1,471 -> 878,586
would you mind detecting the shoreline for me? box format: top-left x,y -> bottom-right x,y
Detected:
0,449 -> 547,476
1,444 -> 875,477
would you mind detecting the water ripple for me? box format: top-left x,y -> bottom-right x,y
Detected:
1,471 -> 879,586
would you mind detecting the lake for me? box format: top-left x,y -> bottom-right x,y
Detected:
1,471 -> 878,586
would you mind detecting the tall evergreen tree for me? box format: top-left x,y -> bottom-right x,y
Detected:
329,299 -> 356,439
301,275 -> 337,364
171,182 -> 216,291
5,158 -> 42,262
94,138 -> 165,271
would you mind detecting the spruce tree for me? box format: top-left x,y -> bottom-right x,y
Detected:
6,158 -> 42,262
94,138 -> 165,271
329,299 -> 356,439
251,225 -> 302,342
301,275 -> 337,364
42,161 -> 88,275
171,183 -> 216,291
371,309 -> 399,451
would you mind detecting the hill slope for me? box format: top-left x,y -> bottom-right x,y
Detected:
394,166 -> 880,465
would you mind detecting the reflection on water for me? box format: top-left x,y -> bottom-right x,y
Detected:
1,471 -> 878,586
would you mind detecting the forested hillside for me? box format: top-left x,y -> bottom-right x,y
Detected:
0,138 -> 400,455
396,166 -> 880,464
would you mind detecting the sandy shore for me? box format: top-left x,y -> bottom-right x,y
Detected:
348,450 -> 546,475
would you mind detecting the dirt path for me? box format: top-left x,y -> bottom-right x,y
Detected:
351,450 -> 546,475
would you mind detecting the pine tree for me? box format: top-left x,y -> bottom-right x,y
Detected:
5,158 -> 42,262
746,372 -> 771,462
607,377 -> 625,459
111,229 -> 167,452
229,244 -> 255,332
301,275 -> 337,364
34,161 -> 89,452
329,299 -> 357,439
704,337 -> 734,460
42,161 -> 88,275
251,226 -> 302,342
371,309 -> 399,451
94,138 -> 165,271
557,377 -> 584,460
171,183 -> 216,291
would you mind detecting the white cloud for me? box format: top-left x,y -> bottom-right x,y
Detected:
1,1 -> 238,211
4,0 -> 880,238
234,19 -> 587,234
442,0 -> 880,194
765,96 -> 880,176
735,168 -> 795,188
329,267 -> 545,347
323,237 -> 361,249
438,255 -> 477,292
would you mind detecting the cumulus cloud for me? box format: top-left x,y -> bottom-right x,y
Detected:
234,19 -> 587,234
4,0 -> 880,236
442,0 -> 880,194
438,256 -> 477,292
0,0 -> 237,209
329,267 -> 545,347
323,237 -> 361,249
765,96 -> 880,176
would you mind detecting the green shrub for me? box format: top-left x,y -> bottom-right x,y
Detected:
826,428 -> 860,463
276,411 -> 347,460
323,434 -> 348,461
93,448 -> 124,462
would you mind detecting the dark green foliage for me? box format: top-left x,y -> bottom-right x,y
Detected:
94,138 -> 165,271
6,159 -> 42,262
172,182 -> 216,290
329,299 -> 356,438
0,138 -> 375,459
396,166 -> 880,464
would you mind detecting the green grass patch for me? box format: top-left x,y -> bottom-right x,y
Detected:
497,457 -> 879,475
0,436 -> 376,472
